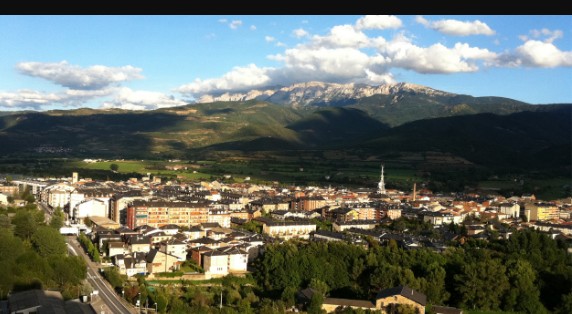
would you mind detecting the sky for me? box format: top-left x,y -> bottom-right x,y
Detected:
0,15 -> 570,111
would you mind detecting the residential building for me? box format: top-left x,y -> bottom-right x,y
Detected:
0,192 -> 8,205
202,250 -> 229,276
333,220 -> 377,232
159,239 -> 187,261
73,199 -> 108,221
525,202 -> 559,222
126,200 -> 209,229
375,285 -> 427,314
208,209 -> 231,228
319,285 -> 426,314
146,249 -> 180,275
114,252 -> 147,277
257,218 -> 317,240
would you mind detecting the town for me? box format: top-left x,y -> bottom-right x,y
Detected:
1,165 -> 571,314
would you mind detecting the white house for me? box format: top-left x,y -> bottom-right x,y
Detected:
203,250 -> 229,276
261,220 -> 317,240
221,246 -> 248,273
73,199 -> 108,220
159,239 -> 187,261
499,203 -> 520,218
0,192 -> 9,205
114,252 -> 147,277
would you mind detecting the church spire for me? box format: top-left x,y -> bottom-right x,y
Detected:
378,163 -> 386,195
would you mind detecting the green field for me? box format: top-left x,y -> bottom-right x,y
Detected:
64,158 -> 421,188
0,157 -> 568,200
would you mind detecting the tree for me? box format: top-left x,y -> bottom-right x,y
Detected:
555,293 -> 572,314
102,267 -> 124,289
454,258 -> 509,310
50,255 -> 86,289
12,210 -> 37,240
307,293 -> 324,314
503,259 -> 547,313
0,214 -> 11,228
50,207 -> 65,230
31,226 -> 67,257
309,278 -> 329,296
110,163 -> 119,172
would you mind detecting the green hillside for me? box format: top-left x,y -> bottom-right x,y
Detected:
0,101 -> 303,158
359,106 -> 572,172
349,93 -> 533,126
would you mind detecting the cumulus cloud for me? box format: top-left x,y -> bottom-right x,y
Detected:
102,87 -> 187,110
0,88 -> 114,110
16,61 -> 143,90
177,15 -> 569,99
293,28 -> 309,38
229,20 -> 242,30
520,28 -> 563,43
218,18 -> 243,30
497,40 -> 572,68
311,25 -> 370,48
416,16 -> 495,36
355,15 -> 402,30
275,42 -> 286,47
381,37 -> 496,73
0,90 -> 63,110
176,64 -> 273,95
250,25 -> 257,31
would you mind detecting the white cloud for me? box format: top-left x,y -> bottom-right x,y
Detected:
380,37 -> 496,74
250,25 -> 257,31
218,18 -> 228,23
416,16 -> 495,36
16,61 -> 143,90
312,25 -> 370,48
301,20 -> 309,24
229,20 -> 242,30
177,15 -> 570,98
355,15 -> 402,30
0,90 -> 63,110
102,87 -> 187,110
293,28 -> 309,38
275,42 -> 286,47
176,64 -> 273,95
521,28 -> 563,43
497,40 -> 572,68
0,88 -> 114,110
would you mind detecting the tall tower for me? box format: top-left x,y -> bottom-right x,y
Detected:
72,172 -> 79,184
377,164 -> 386,195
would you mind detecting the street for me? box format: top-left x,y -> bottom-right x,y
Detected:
66,236 -> 136,314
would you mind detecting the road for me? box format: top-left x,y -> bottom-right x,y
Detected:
67,236 -> 136,314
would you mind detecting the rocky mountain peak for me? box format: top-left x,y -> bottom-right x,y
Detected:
197,81 -> 454,107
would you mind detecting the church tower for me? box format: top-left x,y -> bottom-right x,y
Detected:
377,164 -> 386,195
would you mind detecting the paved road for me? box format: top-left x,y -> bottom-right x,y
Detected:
66,237 -> 136,314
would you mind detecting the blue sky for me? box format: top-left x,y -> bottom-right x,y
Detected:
0,15 -> 570,110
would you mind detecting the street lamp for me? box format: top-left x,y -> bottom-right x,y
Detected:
138,292 -> 141,313
154,303 -> 158,313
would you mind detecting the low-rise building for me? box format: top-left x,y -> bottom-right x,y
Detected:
333,220 -> 377,232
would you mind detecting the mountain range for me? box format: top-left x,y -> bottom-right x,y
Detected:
0,82 -> 569,174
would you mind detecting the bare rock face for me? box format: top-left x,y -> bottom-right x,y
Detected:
197,81 -> 454,107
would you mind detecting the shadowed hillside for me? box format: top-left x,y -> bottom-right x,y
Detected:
359,106 -> 572,171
